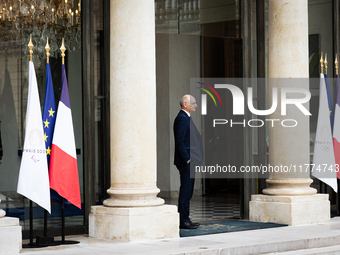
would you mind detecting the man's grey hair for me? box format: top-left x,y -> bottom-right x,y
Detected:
180,96 -> 189,107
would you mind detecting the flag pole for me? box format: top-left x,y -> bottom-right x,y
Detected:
325,53 -> 328,75
321,52 -> 324,74
34,37 -> 56,247
25,34 -> 40,248
28,34 -> 33,62
57,39 -> 79,246
60,37 -> 66,65
319,53 -> 324,193
60,38 -> 66,245
29,200 -> 33,247
62,198 -> 65,244
44,38 -> 50,238
336,54 -> 338,76
22,35 -> 39,248
336,54 -> 340,216
46,37 -> 50,64
28,35 -> 34,248
325,53 -> 330,194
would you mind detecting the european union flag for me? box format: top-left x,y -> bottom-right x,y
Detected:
43,62 -> 66,204
42,63 -> 56,165
325,73 -> 334,130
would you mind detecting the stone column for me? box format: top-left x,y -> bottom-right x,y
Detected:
0,207 -> 5,218
89,0 -> 179,241
250,0 -> 330,225
0,201 -> 21,254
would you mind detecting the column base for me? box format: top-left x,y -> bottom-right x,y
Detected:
263,178 -> 317,196
249,194 -> 330,226
89,205 -> 179,242
0,217 -> 22,254
104,188 -> 165,207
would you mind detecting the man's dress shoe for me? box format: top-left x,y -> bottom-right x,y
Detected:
189,221 -> 200,227
180,221 -> 199,229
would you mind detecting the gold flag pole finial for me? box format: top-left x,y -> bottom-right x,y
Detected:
60,38 -> 66,65
325,53 -> 328,75
45,37 -> 50,64
320,52 -> 324,74
335,54 -> 338,76
28,34 -> 34,62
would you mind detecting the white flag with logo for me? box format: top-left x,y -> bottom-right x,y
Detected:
17,61 -> 51,213
312,73 -> 337,192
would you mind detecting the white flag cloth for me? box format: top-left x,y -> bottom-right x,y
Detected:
17,61 -> 51,213
312,73 -> 338,192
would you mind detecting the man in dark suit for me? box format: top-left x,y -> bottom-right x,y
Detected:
174,95 -> 203,229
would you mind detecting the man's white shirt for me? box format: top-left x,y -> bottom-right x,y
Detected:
181,109 -> 190,117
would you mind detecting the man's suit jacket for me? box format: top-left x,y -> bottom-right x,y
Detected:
173,110 -> 203,167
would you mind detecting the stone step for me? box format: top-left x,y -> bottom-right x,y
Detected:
264,244 -> 340,255
20,218 -> 340,255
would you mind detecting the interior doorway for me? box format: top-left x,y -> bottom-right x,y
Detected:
200,35 -> 244,220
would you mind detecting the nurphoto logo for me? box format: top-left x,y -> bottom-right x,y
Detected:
198,82 -> 311,128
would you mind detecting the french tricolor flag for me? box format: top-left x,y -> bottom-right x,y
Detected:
333,75 -> 340,179
49,64 -> 81,209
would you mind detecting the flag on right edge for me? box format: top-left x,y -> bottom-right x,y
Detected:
333,72 -> 340,179
49,63 -> 81,209
312,73 -> 338,192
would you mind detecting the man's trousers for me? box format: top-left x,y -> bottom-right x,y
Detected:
177,163 -> 195,224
